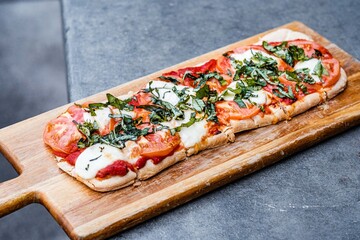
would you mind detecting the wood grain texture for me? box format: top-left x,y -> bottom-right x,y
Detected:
0,21 -> 360,240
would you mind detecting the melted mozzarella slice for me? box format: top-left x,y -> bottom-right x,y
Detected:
146,80 -> 194,106
147,80 -> 178,89
159,109 -> 207,148
111,108 -> 135,118
161,110 -> 193,128
179,120 -> 207,148
83,107 -> 112,131
93,108 -> 111,130
231,50 -> 279,63
294,59 -> 322,83
75,143 -> 138,179
221,82 -> 271,106
249,90 -> 272,105
75,144 -> 127,179
221,81 -> 237,101
157,88 -> 180,106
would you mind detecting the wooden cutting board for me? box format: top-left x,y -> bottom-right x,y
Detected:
0,21 -> 359,240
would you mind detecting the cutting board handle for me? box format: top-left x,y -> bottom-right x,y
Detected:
0,174 -> 35,217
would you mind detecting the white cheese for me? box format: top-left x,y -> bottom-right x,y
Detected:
221,81 -> 238,101
158,109 -> 207,148
61,112 -> 72,119
222,82 -> 236,101
179,120 -> 207,148
83,107 -> 112,131
286,31 -> 312,41
83,112 -> 93,123
75,144 -> 129,179
249,90 -> 271,105
111,108 -> 135,118
146,80 -> 176,89
221,81 -> 271,106
294,59 -> 322,83
146,80 -> 195,106
222,93 -> 235,101
146,80 -> 192,91
161,110 -> 193,128
231,50 -> 278,63
157,88 -> 180,106
93,107 -> 112,130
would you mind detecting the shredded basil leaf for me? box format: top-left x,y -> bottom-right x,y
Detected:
205,102 -> 218,122
312,61 -> 329,78
74,120 -> 100,148
195,84 -> 210,99
273,86 -> 296,100
106,93 -> 133,111
172,112 -> 198,133
159,75 -> 179,84
262,41 -> 308,66
234,96 -> 247,108
192,98 -> 205,112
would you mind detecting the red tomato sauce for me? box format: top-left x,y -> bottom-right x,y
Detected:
53,149 -> 84,166
134,147 -> 180,170
96,160 -> 135,179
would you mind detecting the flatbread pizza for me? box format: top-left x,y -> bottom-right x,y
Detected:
43,29 -> 347,192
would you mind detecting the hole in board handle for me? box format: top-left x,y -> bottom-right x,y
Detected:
0,152 -> 19,183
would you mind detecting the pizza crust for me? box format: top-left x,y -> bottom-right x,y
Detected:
255,28 -> 313,44
186,127 -> 235,156
281,92 -> 326,118
137,149 -> 187,180
57,160 -> 137,192
230,104 -> 288,133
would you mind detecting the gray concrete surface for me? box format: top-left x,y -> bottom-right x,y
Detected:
61,0 -> 360,239
0,1 -> 68,239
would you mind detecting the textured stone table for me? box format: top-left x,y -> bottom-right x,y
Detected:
61,0 -> 360,239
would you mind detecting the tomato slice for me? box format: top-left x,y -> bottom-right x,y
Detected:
216,101 -> 260,125
139,132 -> 181,158
206,75 -> 231,93
67,105 -> 85,122
177,59 -> 217,76
278,75 -> 323,99
98,117 -> 116,136
43,116 -> 83,154
216,55 -> 233,75
129,92 -> 152,107
132,107 -> 150,123
161,59 -> 217,87
321,58 -> 341,87
287,40 -> 333,59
